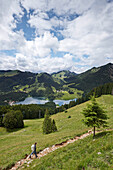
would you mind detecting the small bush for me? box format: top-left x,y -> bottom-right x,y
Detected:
68,115 -> 71,118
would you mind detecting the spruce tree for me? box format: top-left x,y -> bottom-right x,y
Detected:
43,109 -> 52,134
51,119 -> 57,132
43,109 -> 57,134
81,96 -> 108,138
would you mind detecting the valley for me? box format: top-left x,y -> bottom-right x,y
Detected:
0,63 -> 113,105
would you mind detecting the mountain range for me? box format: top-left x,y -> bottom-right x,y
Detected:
0,63 -> 113,105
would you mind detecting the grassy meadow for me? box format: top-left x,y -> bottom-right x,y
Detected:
0,95 -> 113,169
24,131 -> 113,170
57,88 -> 83,100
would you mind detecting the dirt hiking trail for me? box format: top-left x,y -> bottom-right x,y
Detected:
10,129 -> 113,170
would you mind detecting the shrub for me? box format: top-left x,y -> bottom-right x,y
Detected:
14,110 -> 24,128
3,110 -> 24,129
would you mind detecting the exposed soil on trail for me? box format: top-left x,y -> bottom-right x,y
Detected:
10,129 -> 113,170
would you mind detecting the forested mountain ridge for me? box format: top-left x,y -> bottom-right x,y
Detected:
64,63 -> 113,93
0,63 -> 113,105
0,70 -> 36,92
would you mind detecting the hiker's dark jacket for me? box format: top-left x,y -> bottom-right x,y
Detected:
34,144 -> 36,152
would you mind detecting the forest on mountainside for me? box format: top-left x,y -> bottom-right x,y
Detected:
0,63 -> 113,105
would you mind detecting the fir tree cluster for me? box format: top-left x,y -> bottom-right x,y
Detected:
43,109 -> 57,134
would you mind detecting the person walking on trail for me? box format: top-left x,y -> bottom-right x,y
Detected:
29,142 -> 38,158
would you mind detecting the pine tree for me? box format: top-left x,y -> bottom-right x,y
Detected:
81,96 -> 108,138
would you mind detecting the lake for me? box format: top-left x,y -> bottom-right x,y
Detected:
16,97 -> 76,106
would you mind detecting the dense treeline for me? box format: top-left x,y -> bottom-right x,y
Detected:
67,82 -> 113,108
0,102 -> 56,127
0,100 -> 69,128
89,82 -> 113,97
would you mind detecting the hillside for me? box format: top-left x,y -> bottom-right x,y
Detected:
0,63 -> 113,104
25,131 -> 113,170
0,71 -> 35,92
51,70 -> 77,82
0,95 -> 113,169
65,63 -> 113,93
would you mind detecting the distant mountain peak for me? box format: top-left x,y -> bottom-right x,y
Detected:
51,70 -> 77,77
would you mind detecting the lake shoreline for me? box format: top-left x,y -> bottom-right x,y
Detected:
15,96 -> 76,106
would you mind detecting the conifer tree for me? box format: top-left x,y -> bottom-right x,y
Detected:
43,109 -> 57,134
43,109 -> 52,134
81,96 -> 108,138
51,119 -> 57,132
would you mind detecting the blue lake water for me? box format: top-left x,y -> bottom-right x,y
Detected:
16,97 -> 76,106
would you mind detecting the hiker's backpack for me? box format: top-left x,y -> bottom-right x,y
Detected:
31,144 -> 34,151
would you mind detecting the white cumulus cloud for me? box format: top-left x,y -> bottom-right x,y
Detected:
18,32 -> 59,57
0,0 -> 113,73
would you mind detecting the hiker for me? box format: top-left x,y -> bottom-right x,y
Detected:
29,142 -> 38,158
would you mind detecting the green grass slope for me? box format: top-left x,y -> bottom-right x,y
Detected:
0,95 -> 113,169
25,131 -> 113,170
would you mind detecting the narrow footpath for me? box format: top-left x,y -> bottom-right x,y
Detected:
10,129 -> 112,170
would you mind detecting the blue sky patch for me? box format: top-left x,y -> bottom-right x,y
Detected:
83,54 -> 89,58
13,5 -> 36,41
72,57 -> 80,63
50,50 -> 68,58
0,50 -> 17,57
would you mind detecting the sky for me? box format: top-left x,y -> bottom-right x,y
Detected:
0,0 -> 113,74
